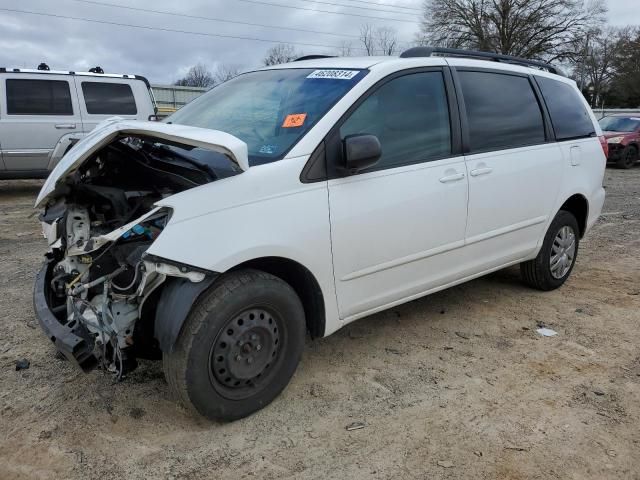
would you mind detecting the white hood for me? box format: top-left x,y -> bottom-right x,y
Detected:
35,117 -> 249,207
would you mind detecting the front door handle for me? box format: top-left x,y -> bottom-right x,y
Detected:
55,124 -> 76,129
470,167 -> 493,177
439,172 -> 465,183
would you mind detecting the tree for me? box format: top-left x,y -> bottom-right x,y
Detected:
607,28 -> 640,108
175,63 -> 215,88
360,24 -> 377,55
337,40 -> 354,57
214,63 -> 242,83
263,44 -> 299,66
419,0 -> 606,61
359,24 -> 399,56
571,27 -> 625,107
376,27 -> 399,56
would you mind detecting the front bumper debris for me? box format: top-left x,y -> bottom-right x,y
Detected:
33,259 -> 97,371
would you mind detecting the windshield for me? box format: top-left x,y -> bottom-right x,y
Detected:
599,116 -> 640,132
166,68 -> 367,165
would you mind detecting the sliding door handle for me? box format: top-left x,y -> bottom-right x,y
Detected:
55,124 -> 76,129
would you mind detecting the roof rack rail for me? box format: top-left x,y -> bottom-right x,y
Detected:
294,55 -> 336,62
399,46 -> 564,76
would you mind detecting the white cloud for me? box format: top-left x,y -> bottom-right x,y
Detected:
608,0 -> 640,26
1,0 -> 635,84
0,0 -> 421,83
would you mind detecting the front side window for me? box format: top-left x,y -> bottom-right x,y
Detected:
340,71 -> 452,170
6,79 -> 73,115
167,68 -> 367,165
536,76 -> 595,140
81,82 -> 137,115
458,71 -> 545,152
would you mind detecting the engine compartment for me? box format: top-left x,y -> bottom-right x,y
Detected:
39,134 -> 239,377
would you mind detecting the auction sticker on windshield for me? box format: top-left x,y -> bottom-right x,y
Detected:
306,70 -> 359,80
282,113 -> 307,128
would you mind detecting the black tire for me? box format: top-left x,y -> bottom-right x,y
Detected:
616,144 -> 637,169
520,210 -> 580,291
163,269 -> 305,421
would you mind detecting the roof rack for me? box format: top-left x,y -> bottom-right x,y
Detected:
0,67 -> 151,86
294,55 -> 336,62
399,46 -> 564,76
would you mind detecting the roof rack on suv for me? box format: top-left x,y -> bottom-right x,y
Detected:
0,68 -> 152,87
399,47 -> 565,76
294,55 -> 336,62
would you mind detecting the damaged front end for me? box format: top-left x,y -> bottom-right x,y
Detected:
33,119 -> 247,378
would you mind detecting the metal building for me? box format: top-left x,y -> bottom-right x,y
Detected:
151,84 -> 207,115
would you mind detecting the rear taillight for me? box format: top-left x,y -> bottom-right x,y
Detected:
599,135 -> 609,158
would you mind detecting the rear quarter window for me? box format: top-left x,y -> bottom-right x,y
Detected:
81,82 -> 137,115
535,77 -> 595,140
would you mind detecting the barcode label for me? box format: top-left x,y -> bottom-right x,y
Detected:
306,69 -> 359,80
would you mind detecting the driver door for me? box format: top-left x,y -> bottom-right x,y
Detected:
327,69 -> 469,321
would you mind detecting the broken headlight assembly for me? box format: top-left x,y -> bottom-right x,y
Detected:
44,206 -> 204,379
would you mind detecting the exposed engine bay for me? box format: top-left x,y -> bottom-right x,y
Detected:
38,134 -> 240,378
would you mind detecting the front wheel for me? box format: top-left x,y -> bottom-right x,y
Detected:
520,210 -> 580,291
163,269 -> 306,421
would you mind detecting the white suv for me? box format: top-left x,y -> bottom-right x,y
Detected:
33,48 -> 606,421
0,65 -> 156,179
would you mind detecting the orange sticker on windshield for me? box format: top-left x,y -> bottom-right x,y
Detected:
282,113 -> 307,128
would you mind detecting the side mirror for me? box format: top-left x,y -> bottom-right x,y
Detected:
343,134 -> 382,174
148,114 -> 162,122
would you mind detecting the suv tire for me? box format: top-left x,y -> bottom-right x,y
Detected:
616,144 -> 637,169
520,210 -> 580,291
163,269 -> 305,421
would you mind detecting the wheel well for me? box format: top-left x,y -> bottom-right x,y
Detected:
230,257 -> 326,339
560,194 -> 588,237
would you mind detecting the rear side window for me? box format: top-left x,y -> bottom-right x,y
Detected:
458,71 -> 545,152
81,82 -> 137,115
536,77 -> 595,140
340,71 -> 452,170
6,79 -> 73,115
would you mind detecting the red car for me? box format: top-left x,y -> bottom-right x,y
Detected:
599,115 -> 640,169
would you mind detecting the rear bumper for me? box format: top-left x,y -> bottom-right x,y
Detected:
33,259 -> 97,371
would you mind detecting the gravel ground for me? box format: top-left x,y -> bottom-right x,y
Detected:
0,167 -> 639,480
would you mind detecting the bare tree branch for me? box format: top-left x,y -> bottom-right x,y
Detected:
263,44 -> 300,66
214,63 -> 242,83
174,63 -> 215,88
419,0 -> 606,61
360,24 -> 376,56
376,27 -> 399,56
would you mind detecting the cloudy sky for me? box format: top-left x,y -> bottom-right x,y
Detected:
0,0 -> 637,85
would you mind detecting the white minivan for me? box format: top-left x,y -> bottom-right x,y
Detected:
33,48 -> 606,421
0,66 -> 156,178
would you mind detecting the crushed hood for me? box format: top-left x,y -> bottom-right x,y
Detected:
35,117 -> 249,207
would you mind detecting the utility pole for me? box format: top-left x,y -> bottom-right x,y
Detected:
579,32 -> 590,93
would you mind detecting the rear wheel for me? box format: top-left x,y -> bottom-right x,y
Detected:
520,210 -> 579,291
163,269 -> 305,421
616,144 -> 637,169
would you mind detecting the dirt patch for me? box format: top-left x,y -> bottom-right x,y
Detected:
0,168 -> 639,479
